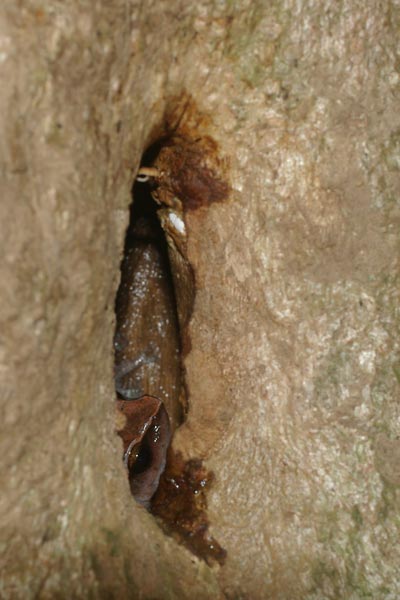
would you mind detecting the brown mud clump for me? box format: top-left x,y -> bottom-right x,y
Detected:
151,134 -> 229,211
150,450 -> 226,566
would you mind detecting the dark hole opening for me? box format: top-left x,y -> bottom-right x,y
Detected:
113,126 -> 227,564
131,438 -> 152,476
114,141 -> 184,505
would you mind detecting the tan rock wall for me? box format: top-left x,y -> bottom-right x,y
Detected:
1,1 -> 399,598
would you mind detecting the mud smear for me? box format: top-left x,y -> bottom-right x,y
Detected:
151,449 -> 227,566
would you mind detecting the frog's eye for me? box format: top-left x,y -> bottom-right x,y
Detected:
136,173 -> 149,183
136,166 -> 160,182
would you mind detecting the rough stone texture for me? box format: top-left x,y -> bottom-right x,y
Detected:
1,1 -> 399,598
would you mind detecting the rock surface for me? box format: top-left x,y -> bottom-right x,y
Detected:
0,1 -> 399,598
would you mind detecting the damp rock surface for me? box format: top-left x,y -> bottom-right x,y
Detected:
0,1 -> 399,599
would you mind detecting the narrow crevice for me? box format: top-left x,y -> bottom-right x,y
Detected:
114,149 -> 185,507
114,116 -> 228,564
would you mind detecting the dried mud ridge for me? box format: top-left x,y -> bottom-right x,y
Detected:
114,118 -> 229,565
